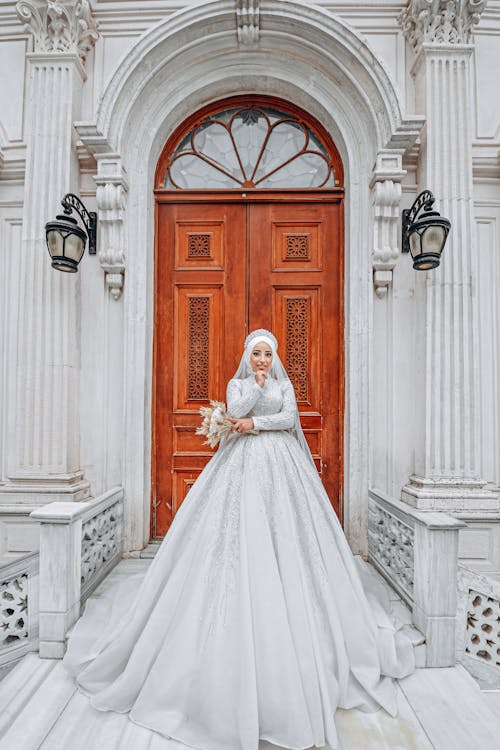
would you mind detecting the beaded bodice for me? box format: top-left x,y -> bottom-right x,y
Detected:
226,375 -> 296,431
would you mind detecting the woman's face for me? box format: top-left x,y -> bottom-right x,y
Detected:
250,341 -> 273,375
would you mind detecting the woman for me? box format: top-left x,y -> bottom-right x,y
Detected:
63,328 -> 415,750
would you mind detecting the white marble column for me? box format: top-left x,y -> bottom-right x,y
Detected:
400,0 -> 498,511
0,1 -> 98,505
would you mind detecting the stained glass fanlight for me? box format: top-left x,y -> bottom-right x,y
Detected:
162,105 -> 337,190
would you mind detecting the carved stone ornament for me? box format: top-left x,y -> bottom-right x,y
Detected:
399,0 -> 487,50
235,0 -> 260,45
16,0 -> 98,64
370,151 -> 406,298
95,156 -> 128,300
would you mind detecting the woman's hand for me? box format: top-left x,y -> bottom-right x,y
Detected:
228,417 -> 255,434
254,370 -> 267,388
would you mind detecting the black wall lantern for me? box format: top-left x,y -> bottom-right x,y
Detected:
45,194 -> 97,273
402,190 -> 451,270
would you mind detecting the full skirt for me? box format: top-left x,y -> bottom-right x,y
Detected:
63,430 -> 414,750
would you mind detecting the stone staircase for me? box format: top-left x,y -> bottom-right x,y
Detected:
0,559 -> 499,750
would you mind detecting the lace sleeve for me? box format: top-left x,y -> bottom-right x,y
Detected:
251,380 -> 296,431
226,378 -> 263,418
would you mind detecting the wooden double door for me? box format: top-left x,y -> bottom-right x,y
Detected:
153,194 -> 344,538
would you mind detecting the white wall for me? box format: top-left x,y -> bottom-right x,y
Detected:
0,1 -> 499,555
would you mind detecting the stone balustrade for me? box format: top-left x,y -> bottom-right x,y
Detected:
31,488 -> 124,659
0,551 -> 39,669
368,489 -> 465,666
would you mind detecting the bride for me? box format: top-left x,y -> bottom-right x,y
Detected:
63,328 -> 415,750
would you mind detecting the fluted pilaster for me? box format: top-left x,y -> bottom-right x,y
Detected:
0,3 -> 98,504
400,3 -> 498,510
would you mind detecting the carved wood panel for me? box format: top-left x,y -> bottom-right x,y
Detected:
154,203 -> 246,537
272,222 -> 321,270
249,202 -> 343,512
153,198 -> 343,536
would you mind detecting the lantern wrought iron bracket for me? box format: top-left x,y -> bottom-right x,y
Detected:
401,190 -> 435,254
60,193 -> 97,254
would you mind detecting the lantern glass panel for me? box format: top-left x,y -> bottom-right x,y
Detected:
64,232 -> 85,262
422,225 -> 445,256
47,229 -> 64,257
409,229 -> 422,259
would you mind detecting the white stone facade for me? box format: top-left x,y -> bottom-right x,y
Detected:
0,0 -> 499,576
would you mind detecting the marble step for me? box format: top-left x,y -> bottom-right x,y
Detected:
0,654 -> 58,738
2,651 -> 499,750
0,662 -> 75,750
0,655 -> 435,750
335,684 -> 435,750
39,689 -> 189,750
139,541 -> 161,559
399,664 -> 500,750
482,687 -> 500,714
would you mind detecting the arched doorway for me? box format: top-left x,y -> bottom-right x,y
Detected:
152,95 -> 345,538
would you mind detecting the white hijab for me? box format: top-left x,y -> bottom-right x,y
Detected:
229,328 -> 316,469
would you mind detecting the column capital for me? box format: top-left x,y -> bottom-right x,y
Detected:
399,0 -> 486,52
16,0 -> 98,66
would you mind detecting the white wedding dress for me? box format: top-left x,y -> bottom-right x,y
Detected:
63,374 -> 415,750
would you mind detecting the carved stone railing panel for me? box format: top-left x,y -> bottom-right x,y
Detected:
31,487 -> 123,658
457,566 -> 500,687
369,489 -> 465,666
81,500 -> 123,598
368,495 -> 415,602
0,552 -> 39,667
1,575 -> 28,643
466,590 -> 500,663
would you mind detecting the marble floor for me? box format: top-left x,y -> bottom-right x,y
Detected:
0,559 -> 499,750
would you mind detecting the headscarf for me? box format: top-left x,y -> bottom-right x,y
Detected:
228,328 -> 316,469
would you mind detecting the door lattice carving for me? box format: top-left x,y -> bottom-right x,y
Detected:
188,233 -> 211,257
285,297 -> 309,402
285,234 -> 310,259
188,297 -> 210,400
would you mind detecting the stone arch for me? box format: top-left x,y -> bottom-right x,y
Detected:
82,0 -> 419,158
77,0 -> 422,553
